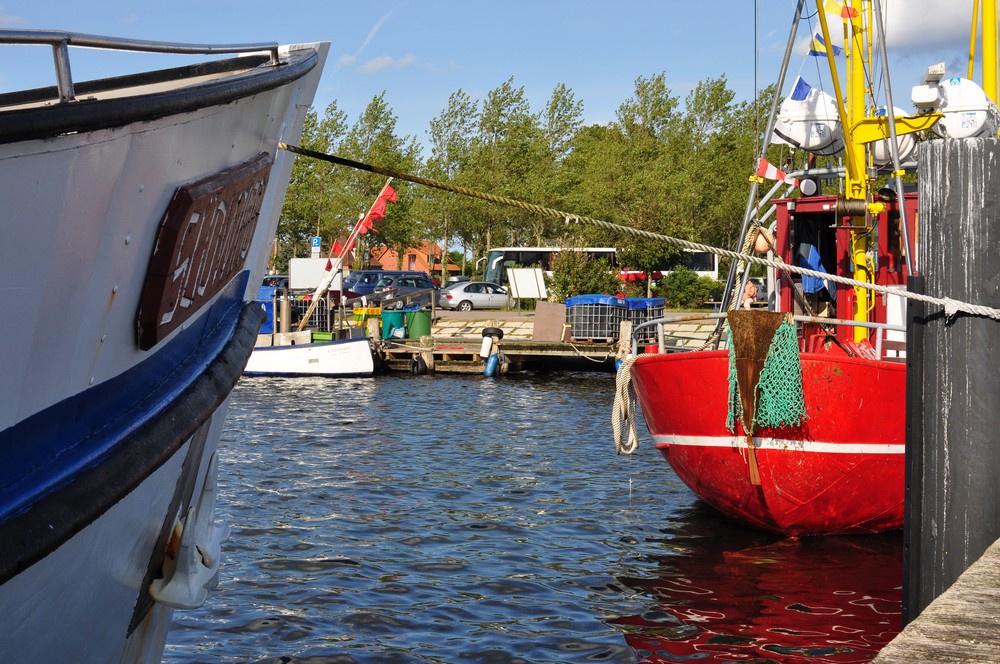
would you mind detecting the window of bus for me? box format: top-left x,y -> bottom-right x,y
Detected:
483,247 -> 617,285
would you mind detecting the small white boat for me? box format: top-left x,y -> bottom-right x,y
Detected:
0,30 -> 327,663
245,331 -> 375,377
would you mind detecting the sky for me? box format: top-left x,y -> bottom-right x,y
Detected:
0,1 -> 981,149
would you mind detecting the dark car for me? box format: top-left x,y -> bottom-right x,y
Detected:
344,269 -> 429,295
261,274 -> 289,289
371,275 -> 439,309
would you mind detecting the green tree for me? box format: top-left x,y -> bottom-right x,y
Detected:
422,90 -> 478,280
559,74 -> 686,281
530,83 -> 585,244
339,92 -> 423,266
463,78 -> 547,260
546,250 -> 621,302
657,267 -> 721,309
275,102 -> 349,272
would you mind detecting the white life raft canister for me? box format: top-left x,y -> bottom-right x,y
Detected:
773,76 -> 845,156
912,72 -> 1000,139
870,106 -> 918,165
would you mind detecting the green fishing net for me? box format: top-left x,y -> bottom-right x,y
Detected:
726,315 -> 806,431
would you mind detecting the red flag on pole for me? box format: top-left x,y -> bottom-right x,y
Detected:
325,239 -> 354,272
356,185 -> 397,233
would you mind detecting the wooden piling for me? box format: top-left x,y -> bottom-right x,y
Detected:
905,137 -> 1000,622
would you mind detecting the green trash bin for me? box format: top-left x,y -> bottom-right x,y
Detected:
381,310 -> 405,339
405,307 -> 432,338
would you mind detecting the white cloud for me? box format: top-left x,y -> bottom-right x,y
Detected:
884,0 -> 972,50
337,10 -> 395,70
791,1 -> 976,82
359,54 -> 415,74
0,5 -> 23,25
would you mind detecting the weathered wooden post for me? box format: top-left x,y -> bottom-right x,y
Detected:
905,137 -> 1000,623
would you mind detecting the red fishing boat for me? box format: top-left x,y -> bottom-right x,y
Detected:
618,0 -> 998,535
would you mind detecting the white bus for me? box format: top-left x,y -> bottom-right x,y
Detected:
481,246 -> 618,285
678,249 -> 719,280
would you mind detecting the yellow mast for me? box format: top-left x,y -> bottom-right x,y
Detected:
815,0 -> 940,338
815,0 -> 871,338
982,0 -> 998,103
969,0 -> 981,81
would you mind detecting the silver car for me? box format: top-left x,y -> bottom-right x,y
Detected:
438,281 -> 513,311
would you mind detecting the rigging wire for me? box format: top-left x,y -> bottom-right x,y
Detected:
754,0 -> 760,164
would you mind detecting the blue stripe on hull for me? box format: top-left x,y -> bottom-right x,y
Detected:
0,272 -> 250,525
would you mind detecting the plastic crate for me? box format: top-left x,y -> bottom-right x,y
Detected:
626,297 -> 666,342
565,295 -> 628,342
353,306 -> 382,326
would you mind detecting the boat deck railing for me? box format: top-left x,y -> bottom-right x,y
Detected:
632,312 -> 907,361
0,29 -> 279,103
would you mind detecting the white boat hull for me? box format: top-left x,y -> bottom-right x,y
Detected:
0,35 -> 327,663
245,336 -> 375,377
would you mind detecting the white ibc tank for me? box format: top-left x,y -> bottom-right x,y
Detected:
773,76 -> 845,155
912,75 -> 1000,139
870,106 -> 918,165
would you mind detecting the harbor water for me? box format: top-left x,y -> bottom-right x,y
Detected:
162,372 -> 902,663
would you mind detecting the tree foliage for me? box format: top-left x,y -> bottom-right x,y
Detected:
546,250 -> 621,303
656,267 -> 723,309
274,71 -> 770,294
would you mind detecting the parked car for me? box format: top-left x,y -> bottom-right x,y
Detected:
371,274 -> 439,309
261,274 -> 289,289
343,269 -> 429,296
438,281 -> 513,311
257,274 -> 289,302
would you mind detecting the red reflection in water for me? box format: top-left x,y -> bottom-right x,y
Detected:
610,505 -> 902,663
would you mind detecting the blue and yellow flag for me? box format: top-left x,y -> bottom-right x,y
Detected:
808,34 -> 843,57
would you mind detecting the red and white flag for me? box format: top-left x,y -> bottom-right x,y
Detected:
756,158 -> 798,186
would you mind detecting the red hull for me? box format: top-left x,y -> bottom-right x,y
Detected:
631,349 -> 905,535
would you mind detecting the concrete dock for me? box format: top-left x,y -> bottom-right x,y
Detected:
872,536 -> 1000,662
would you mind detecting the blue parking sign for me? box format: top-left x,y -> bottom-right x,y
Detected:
311,236 -> 322,248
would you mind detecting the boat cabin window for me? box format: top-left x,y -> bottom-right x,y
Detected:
790,214 -> 838,318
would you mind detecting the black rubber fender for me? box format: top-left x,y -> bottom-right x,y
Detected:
481,326 -> 504,340
410,355 -> 427,375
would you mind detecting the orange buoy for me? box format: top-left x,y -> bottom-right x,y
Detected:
753,227 -> 774,253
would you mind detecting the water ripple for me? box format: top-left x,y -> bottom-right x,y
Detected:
163,372 -> 900,663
